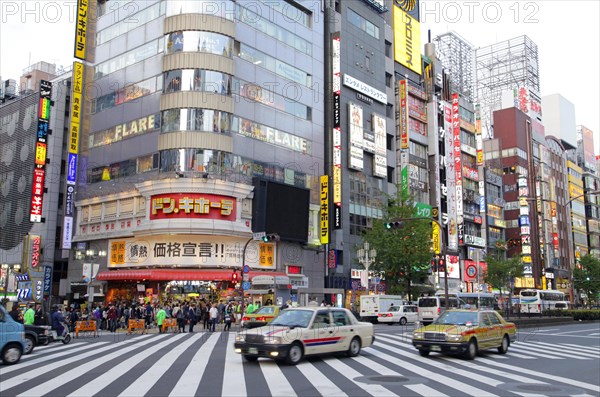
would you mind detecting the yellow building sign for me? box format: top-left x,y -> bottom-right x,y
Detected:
320,175 -> 329,244
393,6 -> 422,75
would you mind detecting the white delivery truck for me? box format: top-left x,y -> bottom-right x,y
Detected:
359,295 -> 407,323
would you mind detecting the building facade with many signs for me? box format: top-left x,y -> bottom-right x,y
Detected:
69,0 -> 327,306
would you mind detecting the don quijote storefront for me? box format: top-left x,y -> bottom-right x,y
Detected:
71,179 -> 293,305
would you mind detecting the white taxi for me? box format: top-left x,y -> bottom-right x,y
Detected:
234,306 -> 375,365
377,304 -> 418,325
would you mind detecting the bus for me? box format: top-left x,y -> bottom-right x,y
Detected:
519,289 -> 569,314
434,291 -> 497,309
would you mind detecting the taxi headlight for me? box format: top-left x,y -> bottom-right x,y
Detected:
264,336 -> 282,344
446,334 -> 464,342
412,332 -> 424,340
235,334 -> 246,342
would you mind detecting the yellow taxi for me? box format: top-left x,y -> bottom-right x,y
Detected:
412,309 -> 517,360
241,306 -> 281,329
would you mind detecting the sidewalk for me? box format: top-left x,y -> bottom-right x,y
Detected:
109,321 -> 244,334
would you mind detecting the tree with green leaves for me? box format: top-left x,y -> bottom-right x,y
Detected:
484,240 -> 524,315
573,254 -> 600,308
361,192 -> 434,301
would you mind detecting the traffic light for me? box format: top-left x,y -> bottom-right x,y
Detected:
231,272 -> 239,283
385,221 -> 405,230
438,257 -> 446,273
262,234 -> 280,242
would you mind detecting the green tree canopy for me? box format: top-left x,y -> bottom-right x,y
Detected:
484,240 -> 524,296
361,192 -> 434,301
573,254 -> 600,308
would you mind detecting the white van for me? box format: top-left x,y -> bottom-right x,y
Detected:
417,296 -> 462,325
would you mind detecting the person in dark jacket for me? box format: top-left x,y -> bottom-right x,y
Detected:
51,306 -> 66,336
9,306 -> 23,323
187,304 -> 197,333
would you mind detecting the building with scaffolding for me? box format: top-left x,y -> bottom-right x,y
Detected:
476,35 -> 541,139
432,31 -> 475,103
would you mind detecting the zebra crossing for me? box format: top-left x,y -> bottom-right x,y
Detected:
1,332 -> 598,397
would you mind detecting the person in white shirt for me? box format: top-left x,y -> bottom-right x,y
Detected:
209,304 -> 218,332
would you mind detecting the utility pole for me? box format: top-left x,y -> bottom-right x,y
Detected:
357,242 -> 377,294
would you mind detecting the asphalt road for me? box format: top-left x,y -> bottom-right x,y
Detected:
1,321 -> 598,397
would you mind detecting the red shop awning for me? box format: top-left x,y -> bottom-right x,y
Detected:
96,269 -> 289,282
96,269 -> 234,281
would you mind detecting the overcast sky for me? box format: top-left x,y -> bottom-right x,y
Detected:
1,0 -> 598,152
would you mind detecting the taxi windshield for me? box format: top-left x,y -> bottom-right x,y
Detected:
270,310 -> 313,328
256,307 -> 275,314
435,311 -> 478,326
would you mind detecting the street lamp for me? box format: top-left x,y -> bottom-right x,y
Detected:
357,242 -> 377,293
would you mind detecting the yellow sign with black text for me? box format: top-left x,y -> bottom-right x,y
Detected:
320,175 -> 329,244
74,0 -> 89,60
393,6 -> 422,75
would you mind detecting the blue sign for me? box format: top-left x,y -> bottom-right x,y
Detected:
519,215 -> 530,227
242,281 -> 251,291
243,265 -> 250,273
479,196 -> 486,213
67,153 -> 78,185
43,266 -> 52,297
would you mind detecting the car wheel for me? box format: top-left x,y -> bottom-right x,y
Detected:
243,355 -> 258,362
498,335 -> 510,354
348,337 -> 361,357
399,317 -> 407,326
286,342 -> 304,365
464,339 -> 477,360
1,344 -> 22,365
24,335 -> 35,355
418,349 -> 430,357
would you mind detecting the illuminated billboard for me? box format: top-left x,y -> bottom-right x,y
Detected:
393,6 -> 422,75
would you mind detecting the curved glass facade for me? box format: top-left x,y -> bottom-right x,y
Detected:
162,108 -> 234,134
164,69 -> 232,94
165,31 -> 233,57
165,0 -> 235,20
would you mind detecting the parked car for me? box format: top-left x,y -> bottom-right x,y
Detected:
241,306 -> 281,329
377,304 -> 418,325
412,309 -> 517,360
234,307 -> 374,365
0,305 -> 26,365
24,324 -> 50,354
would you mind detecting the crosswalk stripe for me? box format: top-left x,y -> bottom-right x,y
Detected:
221,333 -> 246,397
30,342 -> 85,352
168,332 -> 220,397
405,384 -> 450,397
258,360 -> 298,397
2,341 -> 107,375
0,339 -> 128,392
320,356 -> 397,397
532,342 -> 600,358
359,339 -> 499,396
512,344 -> 592,359
475,356 -> 600,392
295,359 -> 348,396
117,333 -> 206,397
437,355 -> 549,384
67,333 -> 188,397
15,334 -> 172,397
561,343 -> 600,353
376,335 -> 505,387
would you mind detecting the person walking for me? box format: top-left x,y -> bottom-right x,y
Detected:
223,310 -> 232,332
156,306 -> 167,334
144,302 -> 153,329
209,303 -> 218,332
174,304 -> 185,333
218,300 -> 225,324
187,304 -> 196,333
107,305 -> 118,332
202,303 -> 210,330
23,304 -> 35,325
